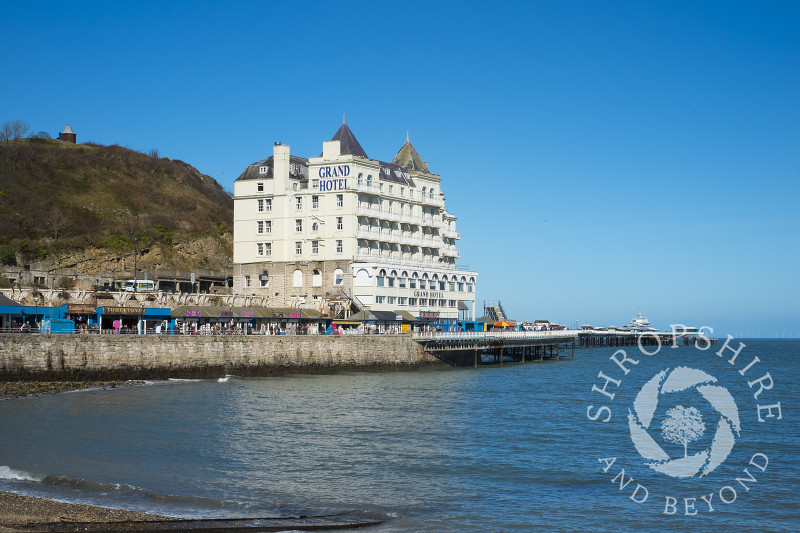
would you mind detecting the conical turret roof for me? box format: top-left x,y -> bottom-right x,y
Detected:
330,118 -> 368,159
392,133 -> 429,173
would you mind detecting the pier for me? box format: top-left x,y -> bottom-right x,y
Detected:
577,330 -> 718,348
411,330 -> 579,367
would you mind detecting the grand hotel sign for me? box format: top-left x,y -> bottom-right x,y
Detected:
317,164 -> 350,191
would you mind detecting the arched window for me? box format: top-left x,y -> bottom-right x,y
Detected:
355,268 -> 371,287
293,269 -> 303,287
366,175 -> 372,186
429,188 -> 434,199
312,269 -> 322,287
358,173 -> 363,185
334,268 -> 344,286
422,186 -> 427,197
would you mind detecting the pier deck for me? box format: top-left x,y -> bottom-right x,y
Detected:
411,330 -> 580,367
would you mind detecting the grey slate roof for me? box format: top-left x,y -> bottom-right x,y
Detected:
235,154 -> 309,182
392,138 -> 430,173
329,122 -> 368,159
0,294 -> 19,306
61,124 -> 75,134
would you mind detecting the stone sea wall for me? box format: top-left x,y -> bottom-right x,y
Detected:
0,334 -> 439,381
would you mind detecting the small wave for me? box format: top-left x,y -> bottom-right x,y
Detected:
0,465 -> 44,482
218,374 -> 239,383
167,378 -> 203,383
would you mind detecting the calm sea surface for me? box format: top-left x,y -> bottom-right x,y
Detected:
1,339 -> 797,531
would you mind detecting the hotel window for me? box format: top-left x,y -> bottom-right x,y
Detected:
429,189 -> 434,199
449,300 -> 456,307
244,275 -> 251,288
389,185 -> 393,194
336,194 -> 343,207
257,221 -> 264,234
367,175 -> 372,186
399,297 -> 407,305
257,182 -> 264,192
422,186 -> 426,198
458,282 -> 464,291
388,200 -> 393,213
400,187 -> 404,196
336,216 -> 343,230
336,240 -> 343,253
376,296 -> 385,304
257,199 -> 264,212
259,166 -> 268,174
296,219 -> 302,232
439,281 -> 446,291
467,284 -> 473,292
438,299 -> 446,307
409,277 -> 417,289
388,276 -> 395,287
312,195 -> 319,209
264,220 -> 271,234
312,222 -> 319,232
379,183 -> 383,192
257,243 -> 263,256
265,199 -> 272,212
409,298 -> 417,306
399,277 -> 406,288
312,179 -> 319,189
410,189 -> 414,199
449,282 -> 456,291
388,296 -> 396,304
295,196 -> 302,210
334,268 -> 344,285
419,279 -> 426,290
358,173 -> 363,185
264,242 -> 271,256
295,241 -> 302,255
377,275 -> 385,287
311,240 -> 319,254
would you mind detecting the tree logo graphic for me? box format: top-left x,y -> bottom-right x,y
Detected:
661,405 -> 705,458
628,366 -> 741,478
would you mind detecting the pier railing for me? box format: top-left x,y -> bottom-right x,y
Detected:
411,329 -> 581,341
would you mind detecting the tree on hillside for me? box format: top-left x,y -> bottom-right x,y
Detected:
1,120 -> 31,159
661,405 -> 705,458
0,120 -> 30,142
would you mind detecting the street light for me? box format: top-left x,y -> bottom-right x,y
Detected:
133,236 -> 138,292
33,296 -> 39,330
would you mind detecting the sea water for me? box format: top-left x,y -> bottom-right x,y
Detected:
0,340 -> 797,531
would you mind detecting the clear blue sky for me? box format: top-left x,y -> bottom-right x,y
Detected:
2,1 -> 798,337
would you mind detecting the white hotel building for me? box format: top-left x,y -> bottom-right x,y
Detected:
232,121 -> 477,328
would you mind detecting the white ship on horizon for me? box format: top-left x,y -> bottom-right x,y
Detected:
619,313 -> 658,332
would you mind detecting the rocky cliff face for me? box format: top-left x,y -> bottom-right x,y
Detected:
0,138 -> 233,278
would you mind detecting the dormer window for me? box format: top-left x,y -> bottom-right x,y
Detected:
259,166 -> 268,174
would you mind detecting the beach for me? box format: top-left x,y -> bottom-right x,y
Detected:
1,383 -> 165,531
0,491 -> 165,531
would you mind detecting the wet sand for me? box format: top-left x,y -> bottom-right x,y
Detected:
0,491 -> 166,531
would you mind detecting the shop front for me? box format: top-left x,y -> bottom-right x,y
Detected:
65,303 -> 99,333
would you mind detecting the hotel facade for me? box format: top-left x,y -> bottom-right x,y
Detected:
232,121 -> 477,329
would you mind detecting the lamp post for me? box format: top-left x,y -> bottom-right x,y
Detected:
34,296 -> 39,328
133,236 -> 138,292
